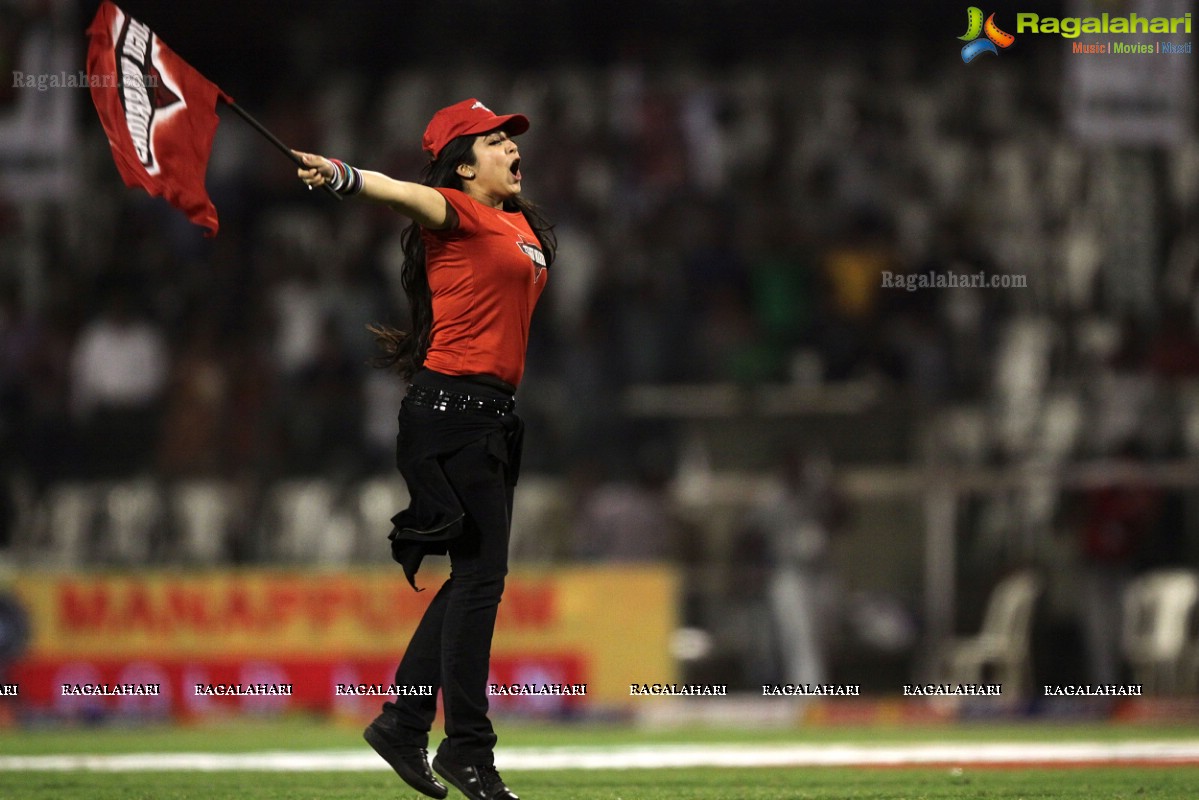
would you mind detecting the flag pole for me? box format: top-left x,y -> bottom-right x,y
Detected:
221,98 -> 342,201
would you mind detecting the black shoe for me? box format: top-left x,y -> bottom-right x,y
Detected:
432,755 -> 519,800
364,723 -> 448,799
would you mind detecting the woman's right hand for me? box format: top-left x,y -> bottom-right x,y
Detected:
294,151 -> 334,189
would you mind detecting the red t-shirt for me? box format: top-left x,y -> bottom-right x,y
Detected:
421,188 -> 548,387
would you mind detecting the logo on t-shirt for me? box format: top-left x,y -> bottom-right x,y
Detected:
516,235 -> 547,283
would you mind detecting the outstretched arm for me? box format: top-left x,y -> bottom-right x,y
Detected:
294,151 -> 456,230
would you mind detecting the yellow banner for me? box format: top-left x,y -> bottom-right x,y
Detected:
12,565 -> 678,703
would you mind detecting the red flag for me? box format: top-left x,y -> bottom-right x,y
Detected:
86,1 -> 231,236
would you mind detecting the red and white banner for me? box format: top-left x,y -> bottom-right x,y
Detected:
85,1 -> 230,235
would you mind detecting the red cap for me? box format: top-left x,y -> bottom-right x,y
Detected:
422,98 -> 530,160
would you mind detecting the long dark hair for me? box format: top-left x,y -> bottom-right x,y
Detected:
369,132 -> 557,379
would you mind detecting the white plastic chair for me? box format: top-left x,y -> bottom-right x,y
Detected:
171,480 -> 232,564
509,475 -> 570,562
270,480 -> 335,562
44,482 -> 100,566
103,479 -> 162,563
355,477 -> 410,561
942,570 -> 1042,696
1122,569 -> 1199,695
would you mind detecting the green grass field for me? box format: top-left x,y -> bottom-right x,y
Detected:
6,717 -> 1199,754
2,719 -> 1197,799
4,766 -> 1199,800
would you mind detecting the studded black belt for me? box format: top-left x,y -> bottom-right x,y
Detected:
404,383 -> 515,416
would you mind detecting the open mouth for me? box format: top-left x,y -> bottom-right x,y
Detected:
509,158 -> 521,181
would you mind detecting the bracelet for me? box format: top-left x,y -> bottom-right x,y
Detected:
327,158 -> 363,196
327,159 -> 344,192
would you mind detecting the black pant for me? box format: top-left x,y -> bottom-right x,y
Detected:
383,421 -> 514,766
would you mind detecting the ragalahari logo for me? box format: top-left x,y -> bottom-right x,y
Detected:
959,7 -> 1016,62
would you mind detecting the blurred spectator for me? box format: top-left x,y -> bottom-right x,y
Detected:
1073,446 -> 1165,685
881,308 -> 952,405
571,443 -> 682,563
3,300 -> 74,492
738,449 -> 847,686
815,213 -> 898,381
0,283 -> 28,547
156,312 -> 230,479
361,369 -> 406,474
744,206 -> 819,380
1088,319 -> 1161,457
1147,306 -> 1199,382
287,316 -> 363,476
224,326 -> 281,475
0,284 -> 33,457
268,261 -> 326,381
69,286 -> 168,478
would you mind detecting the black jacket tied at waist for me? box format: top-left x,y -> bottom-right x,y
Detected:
388,369 -> 523,590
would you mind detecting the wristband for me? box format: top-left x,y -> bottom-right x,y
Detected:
327,158 -> 363,196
